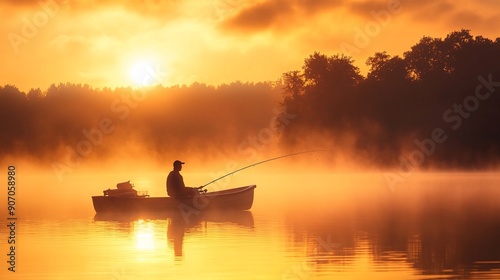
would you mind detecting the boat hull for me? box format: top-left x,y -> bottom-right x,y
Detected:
92,185 -> 256,213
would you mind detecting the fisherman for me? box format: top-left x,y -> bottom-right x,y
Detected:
166,160 -> 200,198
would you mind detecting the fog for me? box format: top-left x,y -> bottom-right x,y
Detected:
1,30 -> 500,217
0,82 -> 284,164
4,156 -> 500,220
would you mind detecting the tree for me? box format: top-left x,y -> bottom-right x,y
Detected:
366,52 -> 407,82
303,52 -> 362,93
279,31 -> 500,168
404,36 -> 447,81
281,70 -> 304,101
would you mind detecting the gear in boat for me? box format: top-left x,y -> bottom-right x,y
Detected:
102,181 -> 149,198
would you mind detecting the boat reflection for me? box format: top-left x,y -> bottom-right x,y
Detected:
94,209 -> 254,227
94,210 -> 254,258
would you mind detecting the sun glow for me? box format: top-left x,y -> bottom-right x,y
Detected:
129,60 -> 160,87
134,220 -> 156,250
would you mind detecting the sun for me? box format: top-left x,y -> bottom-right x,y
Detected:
129,60 -> 158,87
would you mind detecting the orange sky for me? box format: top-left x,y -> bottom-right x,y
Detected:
2,0 -> 499,91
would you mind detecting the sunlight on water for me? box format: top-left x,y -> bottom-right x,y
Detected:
1,171 -> 500,279
134,220 -> 156,251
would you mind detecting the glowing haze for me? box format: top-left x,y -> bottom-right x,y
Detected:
2,0 -> 499,91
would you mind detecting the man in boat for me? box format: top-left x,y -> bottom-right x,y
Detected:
166,160 -> 200,198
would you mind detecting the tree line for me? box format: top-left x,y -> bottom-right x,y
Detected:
279,29 -> 500,169
0,82 -> 282,163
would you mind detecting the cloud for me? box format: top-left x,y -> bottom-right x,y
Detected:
347,0 -> 455,21
348,0 -> 396,17
221,0 -> 294,32
407,1 -> 455,22
1,0 -> 51,6
221,0 -> 344,32
1,0 -> 184,19
449,10 -> 484,28
50,34 -> 89,51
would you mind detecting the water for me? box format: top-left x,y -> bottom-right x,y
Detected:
1,172 -> 500,279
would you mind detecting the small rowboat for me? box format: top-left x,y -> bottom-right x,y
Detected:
92,185 -> 256,213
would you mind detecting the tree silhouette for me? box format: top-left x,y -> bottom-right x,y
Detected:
0,82 -> 282,163
279,30 -> 500,168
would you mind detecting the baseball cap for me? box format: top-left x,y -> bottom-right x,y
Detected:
173,160 -> 185,166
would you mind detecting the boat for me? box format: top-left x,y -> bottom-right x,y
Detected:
92,181 -> 256,213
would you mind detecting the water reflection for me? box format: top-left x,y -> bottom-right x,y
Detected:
166,211 -> 256,258
11,173 -> 500,280
135,220 -> 156,250
167,215 -> 186,257
95,210 -> 254,260
284,184 -> 500,279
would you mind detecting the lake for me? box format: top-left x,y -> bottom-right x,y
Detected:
1,171 -> 500,279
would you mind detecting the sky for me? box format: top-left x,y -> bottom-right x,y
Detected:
2,0 -> 500,92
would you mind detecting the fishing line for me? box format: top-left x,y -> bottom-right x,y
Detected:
199,150 -> 324,189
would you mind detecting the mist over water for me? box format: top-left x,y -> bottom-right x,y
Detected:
2,160 -> 500,279
5,157 -> 500,218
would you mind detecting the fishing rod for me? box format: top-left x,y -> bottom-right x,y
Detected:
198,150 -> 324,189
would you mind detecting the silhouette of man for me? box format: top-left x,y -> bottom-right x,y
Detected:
166,160 -> 199,198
